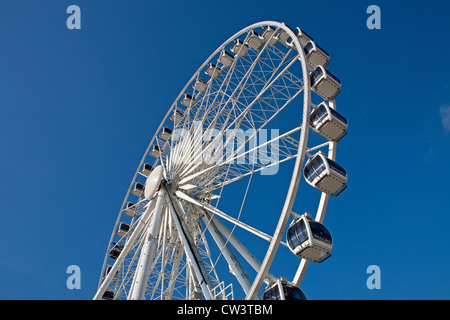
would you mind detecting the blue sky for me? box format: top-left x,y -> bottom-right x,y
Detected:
1,0 -> 450,300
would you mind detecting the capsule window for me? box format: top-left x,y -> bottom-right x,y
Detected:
309,221 -> 332,243
102,289 -> 115,300
327,158 -> 347,177
329,108 -> 348,126
311,67 -> 324,86
283,286 -> 307,301
316,104 -> 328,122
304,41 -> 314,54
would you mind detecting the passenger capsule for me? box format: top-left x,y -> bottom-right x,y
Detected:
102,289 -> 115,300
141,163 -> 153,177
116,222 -> 130,238
246,30 -> 263,50
291,27 -> 314,48
263,280 -> 307,300
231,39 -> 249,57
205,63 -> 221,79
218,51 -> 234,68
193,78 -> 208,93
260,26 -> 278,46
303,151 -> 347,196
123,201 -> 137,217
132,182 -> 145,197
170,109 -> 184,124
275,28 -> 291,47
150,145 -> 161,158
159,127 -> 173,141
304,41 -> 330,68
181,93 -> 195,107
108,243 -> 123,260
310,65 -> 341,101
286,213 -> 333,263
310,102 -> 348,142
103,265 -> 118,283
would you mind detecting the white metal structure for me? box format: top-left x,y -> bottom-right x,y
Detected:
94,21 -> 347,300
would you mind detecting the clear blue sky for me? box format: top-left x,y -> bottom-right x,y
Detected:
1,0 -> 450,300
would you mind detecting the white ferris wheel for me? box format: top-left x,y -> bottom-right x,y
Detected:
94,21 -> 348,301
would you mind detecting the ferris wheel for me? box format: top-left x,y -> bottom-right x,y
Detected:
94,21 -> 348,301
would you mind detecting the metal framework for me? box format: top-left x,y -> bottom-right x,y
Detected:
94,21 -> 345,300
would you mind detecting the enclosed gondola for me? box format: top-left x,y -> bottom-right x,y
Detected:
116,222 -> 130,238
231,39 -> 249,57
260,26 -> 278,46
218,51 -> 234,68
310,102 -> 348,142
150,144 -> 161,158
193,78 -> 208,93
262,279 -> 307,300
141,163 -> 153,177
275,28 -> 291,47
246,30 -> 263,50
205,63 -> 221,79
304,41 -> 330,68
170,109 -> 184,124
108,243 -> 123,260
303,151 -> 347,196
123,201 -> 137,217
310,65 -> 341,101
181,93 -> 195,107
159,127 -> 173,141
101,289 -> 115,300
132,182 -> 145,197
103,265 -> 118,283
286,213 -> 333,263
291,27 -> 314,48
